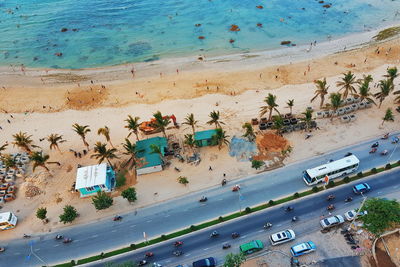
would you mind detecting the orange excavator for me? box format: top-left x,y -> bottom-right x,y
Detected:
139,114 -> 178,135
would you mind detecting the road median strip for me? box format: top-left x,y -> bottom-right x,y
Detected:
54,160 -> 400,267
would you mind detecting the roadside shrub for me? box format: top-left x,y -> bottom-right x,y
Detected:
385,163 -> 392,170
397,160 -> 400,165
115,172 -> 126,188
177,176 -> 189,186
245,207 -> 252,213
70,260 -> 76,266
312,186 -> 319,193
327,180 -> 335,188
343,176 -> 350,183
268,200 -> 275,206
371,168 -> 377,174
218,216 -> 224,222
92,191 -> 113,210
99,252 -> 104,258
36,207 -> 47,220
293,192 -> 300,198
130,244 -> 136,249
161,234 -> 167,240
357,172 -> 363,178
190,225 -> 196,231
251,160 -> 265,170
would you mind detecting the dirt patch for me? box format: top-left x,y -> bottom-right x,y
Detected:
112,170 -> 137,197
42,73 -> 89,83
375,246 -> 396,267
253,131 -> 290,161
378,232 -> 400,267
65,85 -> 109,110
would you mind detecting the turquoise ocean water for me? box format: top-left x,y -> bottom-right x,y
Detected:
1,0 -> 399,69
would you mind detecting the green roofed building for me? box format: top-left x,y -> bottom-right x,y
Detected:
194,129 -> 218,147
136,136 -> 168,175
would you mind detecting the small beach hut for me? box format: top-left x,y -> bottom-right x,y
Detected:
136,137 -> 168,175
194,129 -> 218,147
75,163 -> 115,197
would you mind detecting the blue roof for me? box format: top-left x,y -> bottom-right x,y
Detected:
194,129 -> 217,141
136,137 -> 168,169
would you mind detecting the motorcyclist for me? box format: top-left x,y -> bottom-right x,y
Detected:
264,222 -> 272,228
231,232 -> 240,238
327,204 -> 335,210
285,206 -> 294,212
55,234 -> 63,240
327,194 -> 335,201
211,230 -> 219,237
145,252 -> 154,257
174,241 -> 183,247
345,197 -> 353,202
292,216 -> 298,222
200,196 -> 207,202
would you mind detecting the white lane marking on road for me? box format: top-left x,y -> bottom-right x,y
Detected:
165,215 -> 170,217
14,252 -> 21,255
203,248 -> 209,251
74,240 -> 80,242
54,244 -> 60,247
35,248 -> 40,251
276,224 -> 282,227
91,234 -> 98,238
146,220 -> 152,223
111,230 -> 117,233
240,235 -> 247,239
377,191 -> 382,194
185,253 -> 191,257
165,260 -> 171,263
130,225 -> 136,228
257,230 -> 264,233
218,198 -> 223,201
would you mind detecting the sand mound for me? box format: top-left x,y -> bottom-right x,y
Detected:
257,131 -> 289,152
65,85 -> 109,110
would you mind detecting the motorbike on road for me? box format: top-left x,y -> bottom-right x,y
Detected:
264,222 -> 272,229
327,204 -> 335,211
113,215 -> 122,221
369,148 -> 377,154
174,241 -> 183,247
380,150 -> 388,156
222,243 -> 231,249
210,231 -> 219,238
345,197 -> 353,202
199,196 -> 208,202
326,195 -> 335,201
63,238 -> 72,244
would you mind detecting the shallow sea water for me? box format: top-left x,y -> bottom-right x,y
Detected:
0,0 -> 399,69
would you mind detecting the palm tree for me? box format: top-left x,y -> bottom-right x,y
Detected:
311,78 -> 329,108
183,113 -> 198,135
1,154 -> 17,170
47,134 -> 64,153
0,143 -> 7,156
12,132 -> 34,153
184,134 -> 196,153
336,71 -> 357,100
153,111 -> 170,138
91,142 -> 118,166
122,138 -> 142,169
242,123 -> 256,142
273,115 -> 284,135
374,79 -> 393,108
211,128 -> 230,150
302,109 -> 313,131
207,110 -> 225,129
260,93 -> 280,121
382,108 -> 394,126
72,123 -> 91,149
357,76 -> 376,105
125,115 -> 140,141
384,67 -> 398,84
29,151 -> 51,172
329,93 -> 343,120
286,99 -> 294,114
98,126 -> 114,148
150,144 -> 164,164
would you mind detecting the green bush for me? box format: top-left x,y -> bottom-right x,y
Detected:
161,235 -> 167,240
293,192 -> 300,198
343,176 -> 350,183
251,160 -> 265,170
92,191 -> 113,210
312,186 -> 319,193
190,225 -> 196,231
121,187 -> 137,203
327,180 -> 335,188
385,163 -> 392,170
115,171 -> 127,188
357,172 -> 363,178
36,207 -> 47,220
245,207 -> 252,213
371,168 -> 377,173
130,244 -> 136,249
268,200 -> 275,206
59,205 -> 78,224
218,216 -> 224,222
70,260 -> 76,266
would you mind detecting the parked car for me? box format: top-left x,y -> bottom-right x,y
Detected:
290,241 -> 316,257
239,240 -> 264,255
353,183 -> 371,194
320,215 -> 345,229
269,229 -> 296,246
344,210 -> 368,221
192,257 -> 216,267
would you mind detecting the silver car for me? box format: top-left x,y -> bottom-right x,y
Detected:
269,229 -> 296,245
320,215 -> 345,228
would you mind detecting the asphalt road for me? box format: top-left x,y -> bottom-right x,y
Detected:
2,132 -> 399,266
93,169 -> 400,267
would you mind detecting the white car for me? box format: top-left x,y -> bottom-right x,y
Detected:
320,215 -> 345,229
344,210 -> 368,221
269,229 -> 296,246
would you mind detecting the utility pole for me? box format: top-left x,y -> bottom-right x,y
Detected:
348,193 -> 367,231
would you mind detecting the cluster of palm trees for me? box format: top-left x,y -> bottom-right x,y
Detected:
259,67 -> 399,129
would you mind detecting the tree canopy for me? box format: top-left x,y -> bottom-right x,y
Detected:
223,252 -> 246,267
360,198 -> 400,236
92,191 -> 113,210
59,205 -> 78,224
121,187 -> 137,203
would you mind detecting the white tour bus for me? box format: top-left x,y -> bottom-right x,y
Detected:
0,212 -> 18,230
303,155 -> 360,186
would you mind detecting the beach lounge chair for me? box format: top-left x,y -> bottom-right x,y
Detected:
266,122 -> 274,128
337,108 -> 345,115
259,123 -> 267,130
341,115 -> 350,123
5,175 -> 15,183
316,112 -> 324,119
353,96 -> 360,103
4,194 -> 16,202
349,114 -> 356,121
345,106 -> 353,113
0,190 -> 6,198
351,103 -> 358,111
364,101 -> 372,108
323,111 -> 330,118
358,102 -> 365,109
251,118 -> 259,125
290,118 -> 298,125
283,119 -> 291,126
345,97 -> 354,105
310,121 -> 317,128
260,117 -> 268,123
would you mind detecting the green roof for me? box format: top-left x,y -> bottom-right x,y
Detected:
194,129 -> 217,141
136,137 -> 168,169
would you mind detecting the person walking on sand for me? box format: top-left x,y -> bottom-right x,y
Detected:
209,166 -> 213,171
